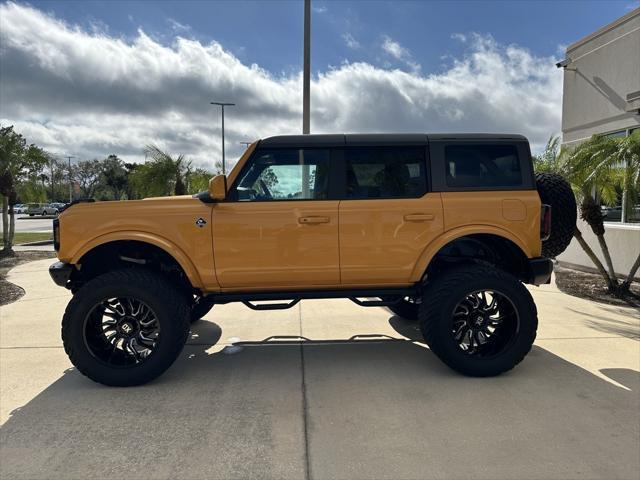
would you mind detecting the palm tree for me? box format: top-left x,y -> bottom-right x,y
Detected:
129,145 -> 192,198
545,132 -> 640,296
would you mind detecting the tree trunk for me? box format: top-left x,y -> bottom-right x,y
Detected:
8,203 -> 15,250
1,195 -> 9,252
595,233 -> 619,287
621,252 -> 640,291
573,227 -> 615,289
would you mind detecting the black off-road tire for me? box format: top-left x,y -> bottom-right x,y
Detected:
419,264 -> 537,377
535,172 -> 577,258
386,298 -> 419,321
61,269 -> 190,386
190,299 -> 214,323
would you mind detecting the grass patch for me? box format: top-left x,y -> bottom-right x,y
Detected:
12,232 -> 53,245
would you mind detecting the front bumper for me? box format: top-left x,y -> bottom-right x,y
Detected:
529,257 -> 553,285
49,261 -> 73,287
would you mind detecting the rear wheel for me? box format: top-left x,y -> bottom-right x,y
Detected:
61,269 -> 190,386
420,264 -> 537,377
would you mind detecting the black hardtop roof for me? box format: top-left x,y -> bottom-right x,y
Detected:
259,133 -> 528,148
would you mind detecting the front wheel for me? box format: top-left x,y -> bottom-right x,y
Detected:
190,297 -> 214,323
420,264 -> 537,377
61,269 -> 191,386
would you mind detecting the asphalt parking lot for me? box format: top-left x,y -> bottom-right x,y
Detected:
12,215 -> 55,233
1,258 -> 639,480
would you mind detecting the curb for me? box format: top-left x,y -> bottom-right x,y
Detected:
15,240 -> 54,246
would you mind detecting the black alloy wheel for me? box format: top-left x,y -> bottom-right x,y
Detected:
84,297 -> 161,367
451,290 -> 519,357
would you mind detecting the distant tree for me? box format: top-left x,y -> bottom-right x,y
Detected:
532,135 -> 562,174
72,159 -> 102,199
0,125 -> 49,253
129,145 -> 191,198
185,167 -> 213,194
100,155 -> 129,200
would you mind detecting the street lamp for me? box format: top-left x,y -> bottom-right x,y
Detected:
240,141 -> 252,149
303,0 -> 310,134
66,155 -> 75,203
210,102 -> 235,175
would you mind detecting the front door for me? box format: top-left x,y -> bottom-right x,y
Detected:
212,147 -> 340,289
338,145 -> 444,285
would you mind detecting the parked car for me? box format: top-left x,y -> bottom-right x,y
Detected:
26,203 -> 60,216
13,204 -> 26,214
602,204 -> 640,222
49,133 -> 577,386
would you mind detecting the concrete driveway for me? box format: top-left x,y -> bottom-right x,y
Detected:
1,259 -> 639,480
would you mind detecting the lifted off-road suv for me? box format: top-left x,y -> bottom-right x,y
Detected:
50,134 -> 576,386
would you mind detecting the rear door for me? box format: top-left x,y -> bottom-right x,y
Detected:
212,147 -> 340,289
337,144 -> 444,285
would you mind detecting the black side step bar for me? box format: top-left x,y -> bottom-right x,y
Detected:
204,286 -> 418,311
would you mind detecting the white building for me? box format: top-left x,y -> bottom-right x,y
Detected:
557,8 -> 640,278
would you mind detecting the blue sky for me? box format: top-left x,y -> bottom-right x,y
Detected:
1,1 -> 638,165
28,0 -> 637,75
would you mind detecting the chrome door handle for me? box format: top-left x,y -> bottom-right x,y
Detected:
404,213 -> 435,222
298,216 -> 330,224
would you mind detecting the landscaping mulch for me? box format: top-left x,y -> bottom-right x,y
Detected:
554,264 -> 640,309
0,250 -> 56,306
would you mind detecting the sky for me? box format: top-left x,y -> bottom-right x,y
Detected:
1,0 -> 638,169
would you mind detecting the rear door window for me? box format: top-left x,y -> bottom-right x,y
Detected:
342,146 -> 427,199
445,145 -> 522,188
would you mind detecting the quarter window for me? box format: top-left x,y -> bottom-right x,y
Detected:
234,149 -> 330,201
343,147 -> 427,199
445,145 -> 522,188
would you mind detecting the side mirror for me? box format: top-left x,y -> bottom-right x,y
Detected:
208,175 -> 227,201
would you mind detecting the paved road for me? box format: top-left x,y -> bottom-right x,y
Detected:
1,259 -> 639,479
2,215 -> 55,233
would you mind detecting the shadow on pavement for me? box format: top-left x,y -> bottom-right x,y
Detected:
1,319 -> 638,480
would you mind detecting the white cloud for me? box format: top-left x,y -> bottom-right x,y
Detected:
0,3 -> 562,169
381,35 -> 420,72
312,5 -> 327,14
342,32 -> 360,50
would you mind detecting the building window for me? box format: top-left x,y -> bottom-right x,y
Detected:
601,128 -> 640,224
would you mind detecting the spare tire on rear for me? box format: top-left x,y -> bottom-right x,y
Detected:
535,172 -> 577,258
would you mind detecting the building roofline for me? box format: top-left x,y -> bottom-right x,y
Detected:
567,7 -> 639,52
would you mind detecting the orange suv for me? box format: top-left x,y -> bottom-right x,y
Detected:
49,134 -> 576,386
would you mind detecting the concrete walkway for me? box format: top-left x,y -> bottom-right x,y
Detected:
1,259 -> 638,479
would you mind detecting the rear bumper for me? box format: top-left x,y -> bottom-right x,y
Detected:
529,257 -> 553,285
49,261 -> 73,288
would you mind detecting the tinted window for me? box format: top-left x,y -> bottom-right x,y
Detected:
235,149 -> 330,201
344,147 -> 427,199
445,145 -> 522,188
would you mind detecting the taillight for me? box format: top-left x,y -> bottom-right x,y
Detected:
541,204 -> 551,241
53,218 -> 60,251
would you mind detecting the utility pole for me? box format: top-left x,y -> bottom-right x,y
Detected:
210,102 -> 235,175
303,0 -> 311,134
66,155 -> 75,203
50,158 -> 55,202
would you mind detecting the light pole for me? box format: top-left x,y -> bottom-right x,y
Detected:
66,155 -> 75,203
303,0 -> 310,134
210,102 -> 235,175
